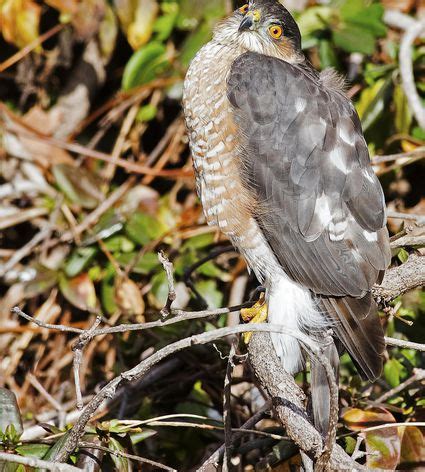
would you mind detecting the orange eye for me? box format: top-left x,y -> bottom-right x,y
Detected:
268,24 -> 283,39
239,4 -> 249,14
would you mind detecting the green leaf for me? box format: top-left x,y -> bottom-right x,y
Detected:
136,104 -> 158,122
194,280 -> 223,308
394,85 -> 412,134
345,4 -> 386,37
101,264 -> 118,315
397,248 -> 409,264
148,271 -> 169,309
15,444 -> 50,458
122,41 -> 168,91
153,2 -> 179,41
65,247 -> 98,278
296,6 -> 333,36
125,212 -> 164,246
319,39 -> 338,69
108,437 -> 132,472
384,359 -> 406,388
42,431 -> 72,462
130,429 -> 157,445
356,77 -> 392,132
103,236 -> 135,254
345,436 -> 357,455
181,233 -> 215,251
333,25 -> 375,55
197,261 -> 231,282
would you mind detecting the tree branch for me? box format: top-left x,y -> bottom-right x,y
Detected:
384,10 -> 425,128
373,255 -> 425,303
0,452 -> 80,472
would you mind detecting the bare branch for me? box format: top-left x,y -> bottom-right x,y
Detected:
158,251 -> 176,318
375,368 -> 425,404
72,316 -> 102,410
373,255 -> 425,303
0,452 -> 80,472
387,211 -> 425,225
248,333 -> 359,471
78,441 -> 177,471
222,343 -> 236,471
49,323 -> 352,467
385,337 -> 425,353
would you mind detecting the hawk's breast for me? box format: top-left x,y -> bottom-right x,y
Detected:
182,40 -> 281,281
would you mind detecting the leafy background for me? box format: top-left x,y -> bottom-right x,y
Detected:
0,0 -> 424,470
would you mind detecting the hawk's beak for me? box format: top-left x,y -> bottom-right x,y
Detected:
239,11 -> 260,32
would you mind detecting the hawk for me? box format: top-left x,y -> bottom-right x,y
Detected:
182,0 -> 390,431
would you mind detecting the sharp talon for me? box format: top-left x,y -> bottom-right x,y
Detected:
241,292 -> 268,344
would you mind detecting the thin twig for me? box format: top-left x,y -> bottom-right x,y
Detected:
387,211 -> 425,225
12,307 -> 83,334
361,421 -> 425,434
158,251 -> 176,318
385,337 -> 425,353
58,177 -> 136,244
78,441 -> 176,471
72,316 -> 103,410
0,452 -> 79,472
375,368 -> 425,404
0,24 -> 64,73
49,323 -> 343,464
372,147 -> 425,164
1,111 -> 192,179
223,343 -> 236,471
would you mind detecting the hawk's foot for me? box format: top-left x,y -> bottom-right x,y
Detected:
241,292 -> 268,343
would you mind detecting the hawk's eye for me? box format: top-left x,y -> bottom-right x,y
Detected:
268,25 -> 283,39
239,4 -> 249,14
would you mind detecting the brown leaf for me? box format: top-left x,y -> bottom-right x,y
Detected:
366,426 -> 402,470
380,0 -> 415,13
115,277 -> 145,320
114,0 -> 159,50
59,273 -> 97,311
0,0 -> 41,48
399,426 -> 425,465
342,407 -> 396,432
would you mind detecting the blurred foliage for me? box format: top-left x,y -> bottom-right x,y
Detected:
0,0 -> 424,470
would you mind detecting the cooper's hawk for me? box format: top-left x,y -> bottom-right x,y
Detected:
182,0 -> 390,432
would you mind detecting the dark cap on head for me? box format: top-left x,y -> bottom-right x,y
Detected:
248,0 -> 302,50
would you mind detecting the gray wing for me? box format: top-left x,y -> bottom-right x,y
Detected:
227,52 -> 391,379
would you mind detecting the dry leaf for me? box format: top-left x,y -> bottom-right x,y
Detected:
113,0 -> 159,50
115,277 -> 145,320
0,0 -> 41,48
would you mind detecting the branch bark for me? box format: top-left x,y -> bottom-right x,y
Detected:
248,334 -> 364,471
372,255 -> 425,303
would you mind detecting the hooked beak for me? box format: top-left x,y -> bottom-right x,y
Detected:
239,14 -> 254,32
238,11 -> 260,32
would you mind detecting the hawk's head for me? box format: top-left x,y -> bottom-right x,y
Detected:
214,0 -> 303,63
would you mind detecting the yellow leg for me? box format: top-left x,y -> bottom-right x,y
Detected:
240,292 -> 268,343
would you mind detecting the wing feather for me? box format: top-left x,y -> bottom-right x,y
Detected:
227,52 -> 390,379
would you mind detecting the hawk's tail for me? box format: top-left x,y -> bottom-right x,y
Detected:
267,276 -> 384,434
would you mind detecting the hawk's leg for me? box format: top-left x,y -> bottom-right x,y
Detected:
241,292 -> 268,343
